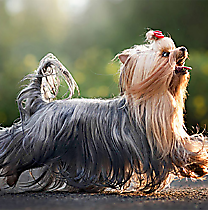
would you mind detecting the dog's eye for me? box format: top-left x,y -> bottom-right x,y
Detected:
162,52 -> 170,57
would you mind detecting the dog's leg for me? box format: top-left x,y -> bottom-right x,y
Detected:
0,125 -> 25,186
5,170 -> 21,187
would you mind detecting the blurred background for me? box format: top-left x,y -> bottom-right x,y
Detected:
0,0 -> 208,131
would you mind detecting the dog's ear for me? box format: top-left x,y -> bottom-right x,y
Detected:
118,54 -> 129,64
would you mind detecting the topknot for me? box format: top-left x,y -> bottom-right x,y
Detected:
146,30 -> 165,42
146,30 -> 175,51
146,30 -> 156,41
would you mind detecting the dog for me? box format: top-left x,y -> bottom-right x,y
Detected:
0,30 -> 208,194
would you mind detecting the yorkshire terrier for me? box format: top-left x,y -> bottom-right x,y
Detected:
0,30 -> 208,194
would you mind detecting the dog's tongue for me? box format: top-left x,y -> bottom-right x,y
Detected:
175,66 -> 192,71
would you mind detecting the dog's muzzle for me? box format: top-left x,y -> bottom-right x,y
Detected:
175,47 -> 192,74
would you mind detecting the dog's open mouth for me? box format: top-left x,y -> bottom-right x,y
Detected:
175,63 -> 192,74
175,53 -> 192,74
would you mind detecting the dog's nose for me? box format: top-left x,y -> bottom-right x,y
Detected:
180,47 -> 187,52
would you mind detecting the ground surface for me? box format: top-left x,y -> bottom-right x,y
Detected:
1,179 -> 208,210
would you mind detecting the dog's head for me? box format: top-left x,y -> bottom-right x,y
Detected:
118,30 -> 191,102
117,30 -> 192,156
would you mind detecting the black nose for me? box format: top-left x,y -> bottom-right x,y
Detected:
180,47 -> 187,52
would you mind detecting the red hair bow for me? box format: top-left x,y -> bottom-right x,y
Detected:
153,30 -> 165,39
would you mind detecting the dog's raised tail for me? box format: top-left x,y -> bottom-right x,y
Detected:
0,53 -> 79,188
17,53 -> 79,122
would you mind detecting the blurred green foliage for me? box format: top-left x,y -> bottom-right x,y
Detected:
0,0 -> 208,130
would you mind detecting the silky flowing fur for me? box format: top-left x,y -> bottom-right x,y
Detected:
0,30 -> 208,194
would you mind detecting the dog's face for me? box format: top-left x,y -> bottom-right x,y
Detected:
118,31 -> 191,100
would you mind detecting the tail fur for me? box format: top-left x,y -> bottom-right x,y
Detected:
18,53 -> 79,121
0,53 -> 78,189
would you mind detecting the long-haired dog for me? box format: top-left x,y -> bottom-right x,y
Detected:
0,30 -> 208,194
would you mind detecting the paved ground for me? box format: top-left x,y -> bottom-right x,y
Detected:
1,178 -> 208,210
